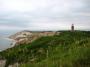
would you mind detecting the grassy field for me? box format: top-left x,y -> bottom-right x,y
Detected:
0,31 -> 90,67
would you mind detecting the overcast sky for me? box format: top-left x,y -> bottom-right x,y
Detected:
0,0 -> 90,32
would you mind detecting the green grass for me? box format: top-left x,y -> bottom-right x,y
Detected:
0,31 -> 90,67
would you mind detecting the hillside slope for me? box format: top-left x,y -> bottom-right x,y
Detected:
0,31 -> 90,67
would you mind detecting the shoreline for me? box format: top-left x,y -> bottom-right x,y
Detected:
0,37 -> 16,52
6,38 -> 17,48
3,37 -> 16,42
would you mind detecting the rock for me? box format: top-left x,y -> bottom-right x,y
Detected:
8,63 -> 19,67
0,60 -> 6,67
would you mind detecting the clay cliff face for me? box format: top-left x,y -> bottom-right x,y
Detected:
0,60 -> 6,67
9,30 -> 60,45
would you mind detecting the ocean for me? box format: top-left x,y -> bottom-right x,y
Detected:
0,38 -> 15,51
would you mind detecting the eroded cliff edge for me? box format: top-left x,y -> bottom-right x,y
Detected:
9,30 -> 60,45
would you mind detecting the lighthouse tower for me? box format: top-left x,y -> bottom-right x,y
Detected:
71,24 -> 74,32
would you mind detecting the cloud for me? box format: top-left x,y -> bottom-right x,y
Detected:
0,25 -> 25,30
0,0 -> 85,12
77,12 -> 90,17
0,0 -> 90,32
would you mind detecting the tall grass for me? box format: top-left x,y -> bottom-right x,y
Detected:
0,31 -> 90,67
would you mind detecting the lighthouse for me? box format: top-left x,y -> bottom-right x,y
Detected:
71,24 -> 74,32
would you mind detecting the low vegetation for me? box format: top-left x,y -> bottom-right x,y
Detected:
0,31 -> 90,67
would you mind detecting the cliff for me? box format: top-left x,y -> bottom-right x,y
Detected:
0,31 -> 90,67
9,30 -> 60,45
